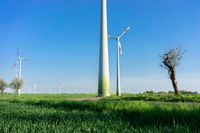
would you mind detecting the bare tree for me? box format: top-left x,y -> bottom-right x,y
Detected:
0,78 -> 8,96
10,78 -> 23,96
160,48 -> 184,95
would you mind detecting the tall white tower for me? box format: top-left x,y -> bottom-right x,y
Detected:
98,0 -> 110,97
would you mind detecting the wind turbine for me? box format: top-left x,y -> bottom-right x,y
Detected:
59,86 -> 63,94
14,49 -> 29,95
16,49 -> 28,79
109,26 -> 131,96
33,83 -> 37,94
98,0 -> 110,97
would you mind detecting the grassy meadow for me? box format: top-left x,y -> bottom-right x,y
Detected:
0,93 -> 200,133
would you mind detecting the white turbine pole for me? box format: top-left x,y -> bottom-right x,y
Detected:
59,88 -> 62,94
98,0 -> 110,97
17,55 -> 22,96
116,38 -> 121,96
109,26 -> 131,96
19,58 -> 22,79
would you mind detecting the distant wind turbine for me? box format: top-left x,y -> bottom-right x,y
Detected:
109,26 -> 131,96
59,87 -> 62,94
16,49 -> 29,79
13,49 -> 29,95
33,83 -> 37,94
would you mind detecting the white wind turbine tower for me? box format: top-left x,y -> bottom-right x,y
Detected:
109,26 -> 131,96
98,0 -> 110,97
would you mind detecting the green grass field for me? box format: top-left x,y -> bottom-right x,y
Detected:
0,93 -> 200,133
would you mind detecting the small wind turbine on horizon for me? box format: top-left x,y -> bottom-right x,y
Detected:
109,26 -> 131,96
33,83 -> 37,94
12,49 -> 29,95
16,49 -> 29,79
59,87 -> 62,94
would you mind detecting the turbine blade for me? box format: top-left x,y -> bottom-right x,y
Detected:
21,58 -> 29,62
25,58 -> 30,62
108,35 -> 116,39
12,63 -> 16,69
11,63 -> 18,73
118,26 -> 131,38
23,58 -> 27,61
118,42 -> 123,55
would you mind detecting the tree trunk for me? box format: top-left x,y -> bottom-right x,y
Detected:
171,79 -> 179,95
17,89 -> 20,96
170,69 -> 179,95
1,90 -> 3,97
16,89 -> 21,96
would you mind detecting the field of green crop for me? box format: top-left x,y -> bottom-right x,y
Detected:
0,93 -> 200,133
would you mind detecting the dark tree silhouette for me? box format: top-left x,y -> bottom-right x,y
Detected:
160,48 -> 184,95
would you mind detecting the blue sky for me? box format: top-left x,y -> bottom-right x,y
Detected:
0,0 -> 200,94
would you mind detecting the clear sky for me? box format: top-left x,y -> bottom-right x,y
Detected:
0,0 -> 200,94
